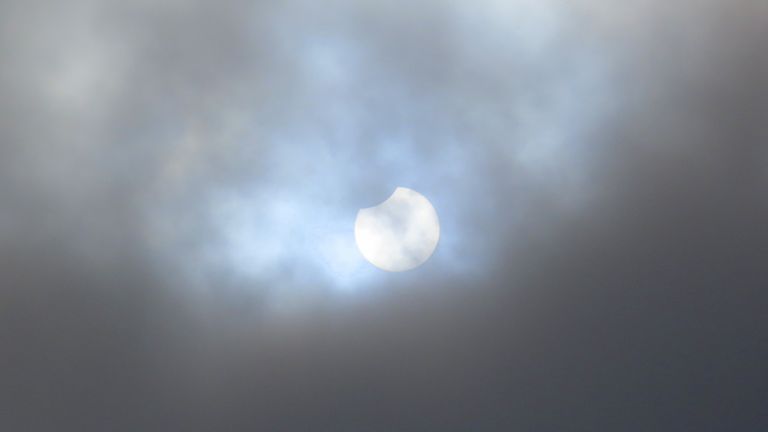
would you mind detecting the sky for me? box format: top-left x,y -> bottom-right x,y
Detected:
1,0 -> 767,430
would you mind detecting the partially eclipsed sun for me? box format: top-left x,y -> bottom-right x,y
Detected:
354,187 -> 440,272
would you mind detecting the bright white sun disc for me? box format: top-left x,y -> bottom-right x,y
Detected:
354,187 -> 440,272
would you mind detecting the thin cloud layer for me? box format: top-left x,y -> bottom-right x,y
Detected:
1,0 -> 767,430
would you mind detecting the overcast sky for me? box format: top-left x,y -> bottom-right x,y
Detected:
1,0 -> 767,430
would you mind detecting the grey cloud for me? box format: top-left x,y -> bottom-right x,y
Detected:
1,0 -> 767,430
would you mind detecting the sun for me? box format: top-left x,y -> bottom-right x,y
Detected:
354,187 -> 440,272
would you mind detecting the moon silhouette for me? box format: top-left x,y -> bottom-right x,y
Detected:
354,187 -> 440,272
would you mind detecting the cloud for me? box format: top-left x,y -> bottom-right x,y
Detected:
1,0 -> 767,430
